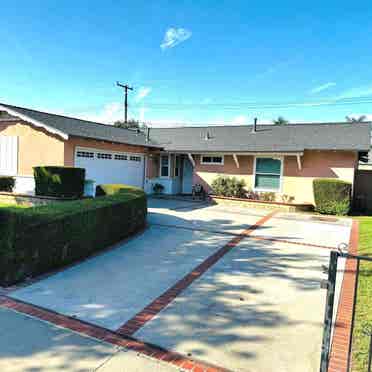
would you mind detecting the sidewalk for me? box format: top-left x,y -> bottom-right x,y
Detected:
0,307 -> 179,372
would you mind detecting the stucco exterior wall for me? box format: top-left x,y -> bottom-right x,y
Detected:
193,154 -> 254,192
192,151 -> 358,204
282,150 -> 358,204
0,121 -> 65,175
64,136 -> 149,166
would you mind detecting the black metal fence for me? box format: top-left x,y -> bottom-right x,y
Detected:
320,249 -> 372,372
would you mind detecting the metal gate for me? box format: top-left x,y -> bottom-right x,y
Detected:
320,248 -> 372,372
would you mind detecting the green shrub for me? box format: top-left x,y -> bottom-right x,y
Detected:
0,176 -> 15,192
0,187 -> 147,286
96,184 -> 144,197
313,179 -> 351,215
211,176 -> 246,198
34,166 -> 85,198
259,192 -> 276,202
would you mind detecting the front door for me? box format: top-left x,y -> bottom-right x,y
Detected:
182,156 -> 193,194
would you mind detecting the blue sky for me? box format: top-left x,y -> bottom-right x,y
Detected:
1,0 -> 372,126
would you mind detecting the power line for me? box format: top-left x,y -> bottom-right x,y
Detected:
130,97 -> 372,111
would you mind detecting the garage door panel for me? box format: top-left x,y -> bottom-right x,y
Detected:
75,148 -> 144,188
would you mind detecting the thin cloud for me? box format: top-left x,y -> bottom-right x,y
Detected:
310,82 -> 336,94
338,85 -> 372,99
135,87 -> 152,102
75,102 -> 122,124
160,28 -> 192,50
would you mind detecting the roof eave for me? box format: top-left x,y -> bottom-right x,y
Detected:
0,104 -> 69,140
70,134 -> 164,149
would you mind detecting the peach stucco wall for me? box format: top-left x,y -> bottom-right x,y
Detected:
193,154 -> 255,193
282,150 -> 358,204
0,122 -> 153,176
0,121 -> 65,175
64,137 -> 148,167
192,151 -> 358,204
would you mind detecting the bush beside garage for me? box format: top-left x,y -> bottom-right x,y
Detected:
0,185 -> 147,286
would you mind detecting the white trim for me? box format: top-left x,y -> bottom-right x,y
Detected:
159,153 -> 171,178
187,153 -> 195,167
0,105 -> 69,140
233,154 -> 240,168
75,146 -> 144,159
253,155 -> 284,193
169,151 -> 303,156
296,154 -> 302,171
200,154 -> 224,165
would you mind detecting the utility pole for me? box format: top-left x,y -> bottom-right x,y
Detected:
116,82 -> 133,124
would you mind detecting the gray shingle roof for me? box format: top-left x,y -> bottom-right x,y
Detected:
0,103 -> 161,148
149,123 -> 371,152
1,103 -> 370,153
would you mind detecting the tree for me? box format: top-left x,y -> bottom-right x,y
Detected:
273,116 -> 289,125
114,119 -> 147,130
345,115 -> 367,123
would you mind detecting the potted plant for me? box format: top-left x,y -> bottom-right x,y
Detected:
153,183 -> 164,194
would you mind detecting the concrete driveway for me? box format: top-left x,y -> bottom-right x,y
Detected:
2,197 -> 352,372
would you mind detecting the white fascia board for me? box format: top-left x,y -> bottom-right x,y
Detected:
0,105 -> 69,140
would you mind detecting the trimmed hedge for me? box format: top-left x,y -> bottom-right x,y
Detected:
96,183 -> 142,197
34,166 -> 85,198
0,187 -> 147,286
0,176 -> 15,192
211,176 -> 246,198
313,178 -> 352,215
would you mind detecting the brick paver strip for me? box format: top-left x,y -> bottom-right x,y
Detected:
328,219 -> 359,372
0,296 -> 230,372
117,210 -> 278,336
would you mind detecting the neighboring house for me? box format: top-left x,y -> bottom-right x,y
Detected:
0,103 -> 370,205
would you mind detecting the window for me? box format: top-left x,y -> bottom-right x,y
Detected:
160,155 -> 170,177
130,156 -> 141,162
174,155 -> 180,177
77,151 -> 94,158
201,155 -> 224,165
97,153 -> 112,159
254,157 -> 282,191
114,154 -> 127,161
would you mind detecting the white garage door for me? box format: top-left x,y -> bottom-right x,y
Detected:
74,147 -> 144,188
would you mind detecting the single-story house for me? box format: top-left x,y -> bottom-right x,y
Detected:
0,103 -> 370,205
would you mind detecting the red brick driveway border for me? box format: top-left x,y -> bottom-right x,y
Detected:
117,210 -> 278,336
0,295 -> 229,372
328,220 -> 359,372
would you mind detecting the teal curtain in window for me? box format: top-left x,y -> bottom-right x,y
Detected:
255,158 -> 281,190
256,158 -> 281,174
255,174 -> 281,189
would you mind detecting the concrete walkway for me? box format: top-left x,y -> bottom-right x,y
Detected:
0,307 -> 179,372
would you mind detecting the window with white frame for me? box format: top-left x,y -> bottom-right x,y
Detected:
97,153 -> 112,159
160,155 -> 170,177
77,151 -> 94,158
254,157 -> 282,191
201,155 -> 224,165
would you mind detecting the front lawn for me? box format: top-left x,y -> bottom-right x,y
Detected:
352,216 -> 372,371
